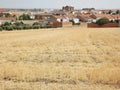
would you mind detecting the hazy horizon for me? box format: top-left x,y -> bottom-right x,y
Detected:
0,0 -> 120,9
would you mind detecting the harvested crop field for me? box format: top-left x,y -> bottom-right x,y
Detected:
0,26 -> 120,90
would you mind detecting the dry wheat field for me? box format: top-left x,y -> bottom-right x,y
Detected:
0,26 -> 120,90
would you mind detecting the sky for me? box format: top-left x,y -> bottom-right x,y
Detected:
0,0 -> 120,9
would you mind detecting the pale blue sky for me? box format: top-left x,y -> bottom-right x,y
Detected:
0,0 -> 120,9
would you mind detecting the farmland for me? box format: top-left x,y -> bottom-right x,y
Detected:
0,26 -> 120,90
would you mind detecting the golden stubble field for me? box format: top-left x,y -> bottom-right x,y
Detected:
0,26 -> 120,90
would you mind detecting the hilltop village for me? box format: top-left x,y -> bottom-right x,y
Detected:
0,6 -> 120,30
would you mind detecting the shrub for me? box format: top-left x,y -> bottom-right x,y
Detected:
19,14 -> 31,20
23,25 -> 32,30
0,27 -> 3,31
3,22 -> 11,26
96,18 -> 109,25
29,26 -> 32,29
6,25 -> 13,31
33,22 -> 40,26
2,26 -> 6,30
12,25 -> 17,30
5,13 -> 11,17
32,25 -> 40,29
40,25 -> 46,28
23,25 -> 28,29
15,22 -> 24,26
40,26 -> 46,28
16,25 -> 24,30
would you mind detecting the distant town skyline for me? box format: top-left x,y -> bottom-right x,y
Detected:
0,0 -> 120,9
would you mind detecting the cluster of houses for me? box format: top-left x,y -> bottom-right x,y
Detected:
0,6 -> 120,28
77,13 -> 120,23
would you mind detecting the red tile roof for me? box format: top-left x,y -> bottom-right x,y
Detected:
0,8 -> 7,12
77,14 -> 93,19
91,14 -> 120,19
53,15 -> 67,19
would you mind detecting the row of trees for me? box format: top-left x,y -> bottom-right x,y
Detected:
0,22 -> 49,31
0,13 -> 32,20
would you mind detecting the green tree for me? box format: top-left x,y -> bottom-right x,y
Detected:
116,10 -> 120,14
32,25 -> 40,29
108,10 -> 112,14
96,18 -> 109,25
3,22 -> 11,26
0,27 -> 3,31
5,13 -> 11,17
5,25 -> 14,31
15,21 -> 24,26
16,25 -> 24,30
19,14 -> 31,20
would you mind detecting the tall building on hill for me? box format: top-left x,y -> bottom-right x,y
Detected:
62,6 -> 74,12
